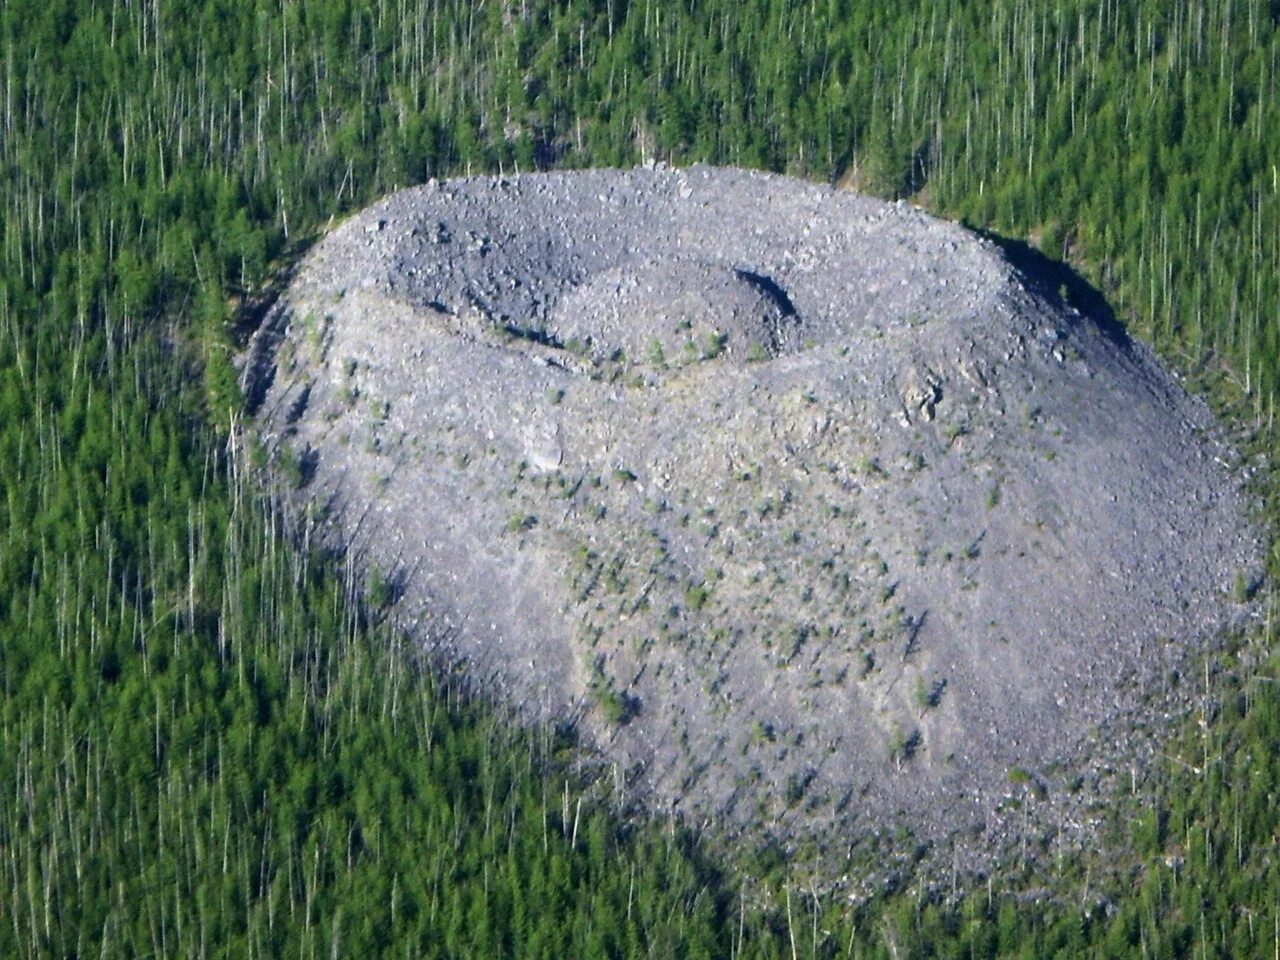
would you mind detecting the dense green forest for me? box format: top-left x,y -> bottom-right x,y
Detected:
4,0 -> 1280,955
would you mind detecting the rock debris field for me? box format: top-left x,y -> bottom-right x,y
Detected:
249,165 -> 1261,868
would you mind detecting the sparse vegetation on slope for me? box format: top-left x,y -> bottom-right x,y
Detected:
257,167 -> 1258,866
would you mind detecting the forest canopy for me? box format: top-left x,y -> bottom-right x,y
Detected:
3,0 -> 1280,956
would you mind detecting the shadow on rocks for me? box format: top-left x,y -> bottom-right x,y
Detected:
975,228 -> 1132,352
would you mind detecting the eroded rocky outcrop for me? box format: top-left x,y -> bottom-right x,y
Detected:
249,165 -> 1261,870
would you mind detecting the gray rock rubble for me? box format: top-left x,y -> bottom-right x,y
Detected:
249,165 -> 1261,868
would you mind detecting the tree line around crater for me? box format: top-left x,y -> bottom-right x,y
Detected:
3,0 -> 1280,955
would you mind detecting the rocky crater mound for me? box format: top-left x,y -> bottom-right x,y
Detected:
249,165 -> 1260,865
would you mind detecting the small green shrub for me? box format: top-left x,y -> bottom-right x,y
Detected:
985,483 -> 1001,509
684,584 -> 710,611
278,445 -> 304,488
364,564 -> 393,610
506,513 -> 537,533
887,724 -> 920,768
1233,569 -> 1251,603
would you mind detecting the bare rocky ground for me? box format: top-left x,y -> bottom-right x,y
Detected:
247,165 -> 1262,877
